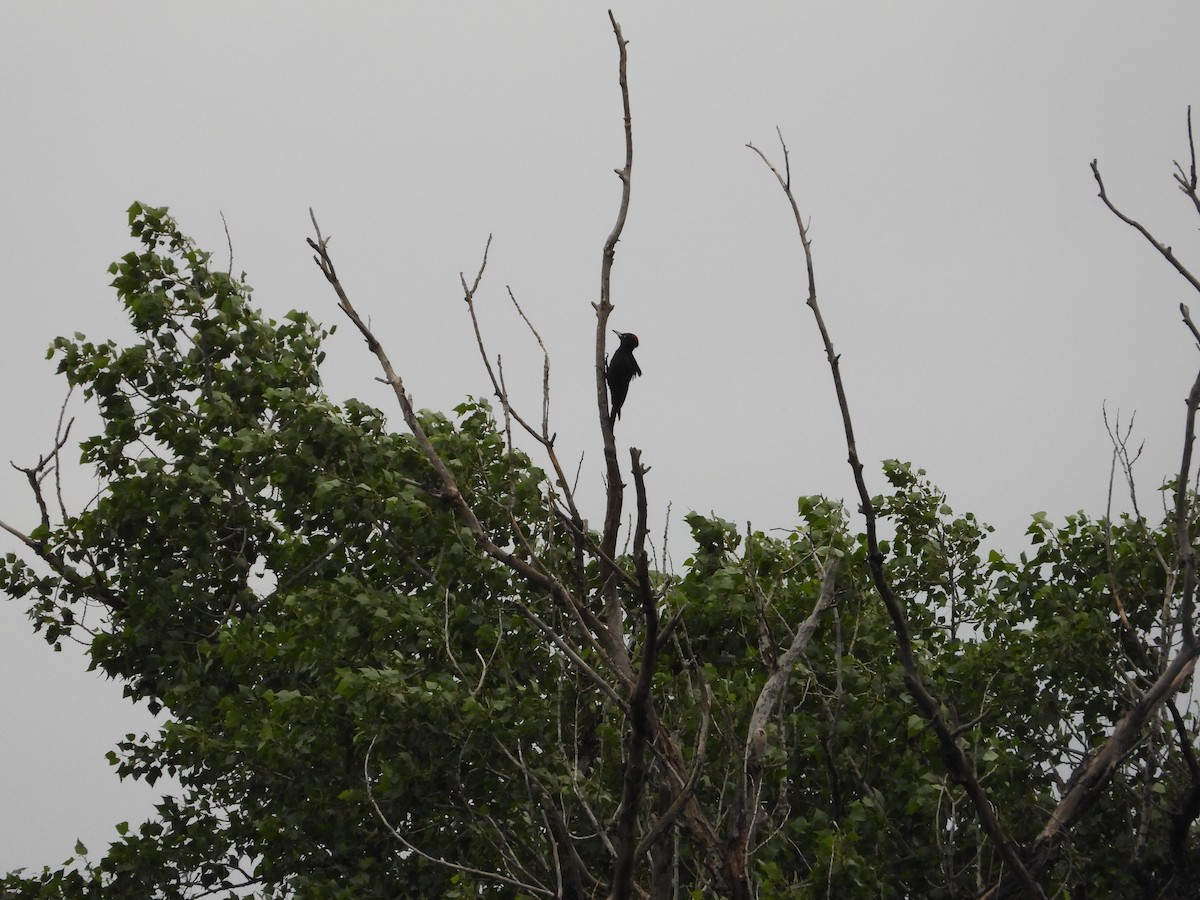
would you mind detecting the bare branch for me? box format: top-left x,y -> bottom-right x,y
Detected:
597,10 -> 636,640
496,739 -> 602,898
749,134 -> 1043,898
1172,106 -> 1200,219
507,286 -> 552,439
730,562 -> 839,875
220,209 -> 235,277
1091,158 -> 1200,297
458,242 -> 588,543
1173,365 -> 1200,644
745,562 -> 840,739
612,447 -> 659,900
1019,648 -> 1200,886
510,598 -> 629,709
991,116 -> 1200,895
1103,407 -> 1136,630
1183,303 -> 1200,348
51,388 -> 74,523
0,517 -> 38,552
10,404 -> 76,536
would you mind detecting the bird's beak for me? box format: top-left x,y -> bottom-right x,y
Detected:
612,329 -> 623,338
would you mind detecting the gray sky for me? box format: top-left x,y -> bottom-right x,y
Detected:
5,1 -> 1200,875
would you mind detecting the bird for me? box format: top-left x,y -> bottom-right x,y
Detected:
606,330 -> 641,427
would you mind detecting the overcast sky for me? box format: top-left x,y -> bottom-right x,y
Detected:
6,1 -> 1200,876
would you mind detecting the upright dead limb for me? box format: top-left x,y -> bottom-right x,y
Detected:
584,23 -> 684,894
611,449 -> 660,900
596,10 -> 635,637
748,131 -> 1044,898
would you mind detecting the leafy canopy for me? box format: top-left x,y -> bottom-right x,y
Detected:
2,206 -> 1196,898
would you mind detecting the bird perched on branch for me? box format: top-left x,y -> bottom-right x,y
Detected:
606,330 -> 641,427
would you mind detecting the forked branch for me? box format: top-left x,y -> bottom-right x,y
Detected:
1174,106 -> 1200,219
305,212 -> 628,676
457,237 -> 587,534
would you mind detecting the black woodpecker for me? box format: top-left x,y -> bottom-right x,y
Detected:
606,330 -> 641,427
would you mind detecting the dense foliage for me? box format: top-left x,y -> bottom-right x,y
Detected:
2,207 -> 1198,898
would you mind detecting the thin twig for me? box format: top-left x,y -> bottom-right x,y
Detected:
52,389 -> 75,523
1172,106 -> 1200,218
11,409 -> 76,535
458,240 -> 587,536
220,210 -> 234,277
1102,407 -> 1135,630
507,286 -> 552,439
1183,304 -> 1200,348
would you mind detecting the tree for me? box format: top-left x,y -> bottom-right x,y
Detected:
4,15 -> 1200,899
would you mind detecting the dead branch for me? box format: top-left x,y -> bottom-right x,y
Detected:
459,264 -> 589,541
598,10 -> 635,637
1091,158 -> 1200,296
1183,303 -> 1200,349
596,9 -> 634,430
305,19 -> 741,894
1015,645 -> 1199,890
1173,106 -> 1200,219
10,405 -> 75,535
749,132 -> 1043,898
730,562 -> 840,882
1175,366 -> 1200,644
1103,409 -> 1136,630
51,389 -> 74,523
612,448 -> 660,900
2,406 -> 127,616
507,286 -> 552,438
